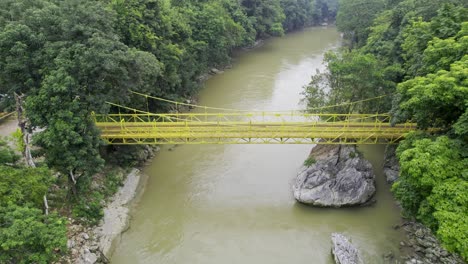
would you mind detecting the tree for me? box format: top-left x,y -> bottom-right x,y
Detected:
26,68 -> 105,191
189,1 -> 247,65
313,0 -> 339,24
392,56 -> 468,130
363,10 -> 398,62
430,4 -> 466,39
421,22 -> 468,75
0,166 -> 52,208
280,0 -> 315,32
241,0 -> 286,38
0,204 -> 67,264
400,18 -> 432,77
304,50 -> 396,114
394,136 -> 465,220
429,178 -> 468,259
336,0 -> 386,47
0,140 -> 20,165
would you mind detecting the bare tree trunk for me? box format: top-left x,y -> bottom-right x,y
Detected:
69,169 -> 77,195
14,93 -> 49,213
43,195 -> 49,215
69,169 -> 77,184
14,93 -> 36,168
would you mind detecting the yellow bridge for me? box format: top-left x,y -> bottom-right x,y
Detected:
92,92 -> 418,145
93,112 -> 417,145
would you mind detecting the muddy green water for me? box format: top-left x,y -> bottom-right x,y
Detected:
111,27 -> 405,264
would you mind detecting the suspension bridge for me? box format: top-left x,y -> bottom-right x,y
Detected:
92,92 -> 418,145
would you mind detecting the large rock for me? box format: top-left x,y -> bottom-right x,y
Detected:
383,145 -> 400,184
331,233 -> 363,264
293,145 -> 375,207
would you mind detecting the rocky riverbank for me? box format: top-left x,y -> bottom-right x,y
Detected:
66,169 -> 143,264
327,221 -> 465,264
396,221 -> 465,264
382,145 -> 465,264
293,144 -> 376,207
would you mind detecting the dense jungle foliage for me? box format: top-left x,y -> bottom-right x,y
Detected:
0,0 -> 337,261
304,0 -> 467,259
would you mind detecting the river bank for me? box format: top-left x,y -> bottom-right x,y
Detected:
66,168 -> 144,264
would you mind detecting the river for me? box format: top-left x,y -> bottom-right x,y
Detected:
111,27 -> 405,263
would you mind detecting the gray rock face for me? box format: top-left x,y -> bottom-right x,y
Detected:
77,252 -> 98,264
400,222 -> 465,264
331,233 -> 362,264
383,145 -> 400,184
293,145 -> 376,207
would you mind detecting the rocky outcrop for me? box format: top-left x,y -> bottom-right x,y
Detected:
398,222 -> 465,264
331,233 -> 362,264
293,145 -> 376,207
383,145 -> 399,184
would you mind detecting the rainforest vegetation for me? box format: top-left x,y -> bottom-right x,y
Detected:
304,0 -> 467,259
0,0 -> 338,262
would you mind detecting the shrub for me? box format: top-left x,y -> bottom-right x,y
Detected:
303,156 -> 316,167
72,192 -> 104,225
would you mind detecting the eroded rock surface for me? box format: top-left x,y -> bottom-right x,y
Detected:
399,222 -> 466,264
331,233 -> 362,264
293,145 -> 375,207
383,145 -> 400,184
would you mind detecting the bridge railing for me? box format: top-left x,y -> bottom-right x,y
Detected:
92,112 -> 396,126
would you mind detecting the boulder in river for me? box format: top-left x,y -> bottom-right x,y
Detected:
331,233 -> 363,264
293,145 -> 376,207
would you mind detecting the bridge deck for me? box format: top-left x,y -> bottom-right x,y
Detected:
93,112 -> 417,145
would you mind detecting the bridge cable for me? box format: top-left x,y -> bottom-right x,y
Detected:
129,90 -> 393,113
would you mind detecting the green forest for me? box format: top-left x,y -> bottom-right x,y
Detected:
0,0 -> 467,262
304,0 -> 467,259
0,0 -> 337,262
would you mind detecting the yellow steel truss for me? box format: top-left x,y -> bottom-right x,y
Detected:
92,112 -> 417,145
